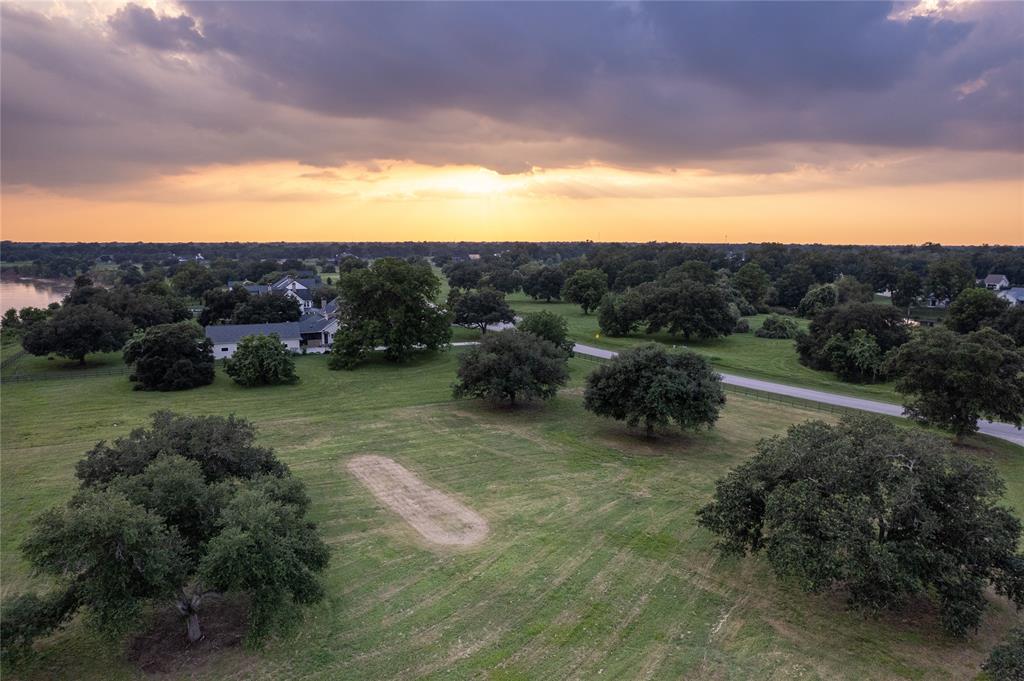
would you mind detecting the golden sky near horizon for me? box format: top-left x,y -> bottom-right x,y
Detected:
1,1 -> 1022,245
3,161 -> 1022,245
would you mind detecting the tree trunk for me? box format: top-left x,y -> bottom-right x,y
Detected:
176,591 -> 207,644
78,356 -> 86,366
646,421 -> 654,438
186,612 -> 202,643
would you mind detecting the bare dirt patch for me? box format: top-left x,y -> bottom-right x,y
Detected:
347,454 -> 489,548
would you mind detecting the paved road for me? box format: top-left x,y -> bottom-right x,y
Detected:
572,343 -> 1024,447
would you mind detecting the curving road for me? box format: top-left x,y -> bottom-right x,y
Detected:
571,343 -> 1024,447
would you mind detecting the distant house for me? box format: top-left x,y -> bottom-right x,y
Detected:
467,254 -> 481,261
283,287 -> 316,312
997,287 -> 1024,306
226,275 -> 324,313
270,274 -> 320,291
205,314 -> 338,359
983,274 -> 1010,290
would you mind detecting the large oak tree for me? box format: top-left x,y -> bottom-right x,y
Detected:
698,415 -> 1024,636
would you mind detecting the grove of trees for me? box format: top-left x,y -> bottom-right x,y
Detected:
796,303 -> 910,382
22,304 -> 133,365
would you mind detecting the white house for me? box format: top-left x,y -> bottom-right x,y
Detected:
205,315 -> 338,359
207,322 -> 302,359
983,274 -> 1010,290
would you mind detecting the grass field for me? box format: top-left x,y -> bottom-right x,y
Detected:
503,294 -> 904,404
2,349 -> 1021,681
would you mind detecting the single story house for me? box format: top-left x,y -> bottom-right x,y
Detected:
207,322 -> 302,359
997,287 -> 1024,306
205,315 -> 338,359
984,274 -> 1010,290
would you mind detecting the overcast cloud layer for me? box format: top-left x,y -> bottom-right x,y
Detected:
2,1 -> 1022,190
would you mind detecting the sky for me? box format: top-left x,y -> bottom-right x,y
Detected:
1,1 -> 1022,245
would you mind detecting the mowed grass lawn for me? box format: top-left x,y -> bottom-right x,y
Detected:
2,350 -> 1021,680
504,293 -> 903,404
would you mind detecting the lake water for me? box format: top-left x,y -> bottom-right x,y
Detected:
0,279 -> 72,312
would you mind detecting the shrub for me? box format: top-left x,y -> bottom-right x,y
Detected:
755,315 -> 799,339
733,319 -> 750,333
984,627 -> 1024,681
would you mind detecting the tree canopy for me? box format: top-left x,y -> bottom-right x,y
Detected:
200,286 -> 252,326
796,303 -> 910,382
123,321 -> 215,391
231,294 -> 302,324
328,258 -> 451,369
924,258 -> 974,303
522,266 -> 566,302
22,304 -> 133,365
641,280 -> 737,340
1,412 -> 328,661
224,333 -> 299,387
583,344 -> 725,436
946,287 -> 1010,334
517,310 -> 574,355
732,262 -> 770,308
449,287 -> 516,334
562,268 -> 609,314
697,415 -> 1024,636
452,330 -> 569,405
796,284 -> 838,318
886,326 -> 1024,437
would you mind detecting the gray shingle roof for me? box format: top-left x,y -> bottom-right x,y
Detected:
299,315 -> 335,333
999,287 -> 1024,303
205,322 -> 301,344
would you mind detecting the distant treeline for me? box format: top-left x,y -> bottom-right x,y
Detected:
2,241 -> 1023,284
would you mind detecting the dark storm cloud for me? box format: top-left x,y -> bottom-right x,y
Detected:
1,1 -> 1021,188
109,3 -> 208,52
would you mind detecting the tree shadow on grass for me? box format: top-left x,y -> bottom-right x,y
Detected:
126,594 -> 250,676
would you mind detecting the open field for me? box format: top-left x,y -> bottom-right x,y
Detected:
2,349 -> 1021,680
503,294 -> 903,404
